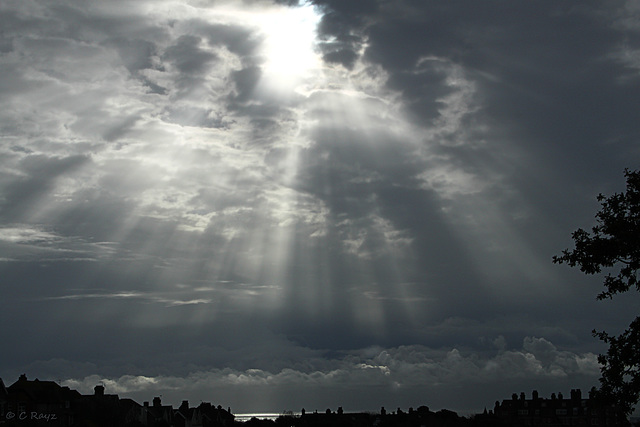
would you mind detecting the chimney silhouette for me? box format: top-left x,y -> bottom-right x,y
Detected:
94,385 -> 105,397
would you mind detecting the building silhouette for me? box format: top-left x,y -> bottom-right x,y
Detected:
0,375 -> 234,427
492,389 -> 628,426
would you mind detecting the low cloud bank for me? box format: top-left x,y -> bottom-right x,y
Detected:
60,337 -> 600,414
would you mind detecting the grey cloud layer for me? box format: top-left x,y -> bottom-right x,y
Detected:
56,337 -> 598,413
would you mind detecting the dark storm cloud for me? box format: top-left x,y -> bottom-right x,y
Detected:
309,1 -> 639,159
323,0 -> 640,176
311,0 -> 377,68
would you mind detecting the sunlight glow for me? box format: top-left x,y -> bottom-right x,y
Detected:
256,2 -> 322,93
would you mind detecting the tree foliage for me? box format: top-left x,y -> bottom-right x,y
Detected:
553,168 -> 640,415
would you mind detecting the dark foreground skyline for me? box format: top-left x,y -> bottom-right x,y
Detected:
0,374 -> 630,426
1,0 -> 640,417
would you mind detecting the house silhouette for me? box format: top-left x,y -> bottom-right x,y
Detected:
0,375 -> 234,427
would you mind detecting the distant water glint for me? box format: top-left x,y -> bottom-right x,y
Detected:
234,413 -> 282,422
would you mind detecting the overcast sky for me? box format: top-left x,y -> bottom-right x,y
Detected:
1,0 -> 640,416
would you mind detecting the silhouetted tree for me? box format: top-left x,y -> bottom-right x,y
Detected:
553,168 -> 640,415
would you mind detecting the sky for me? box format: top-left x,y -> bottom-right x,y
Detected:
1,0 -> 640,416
